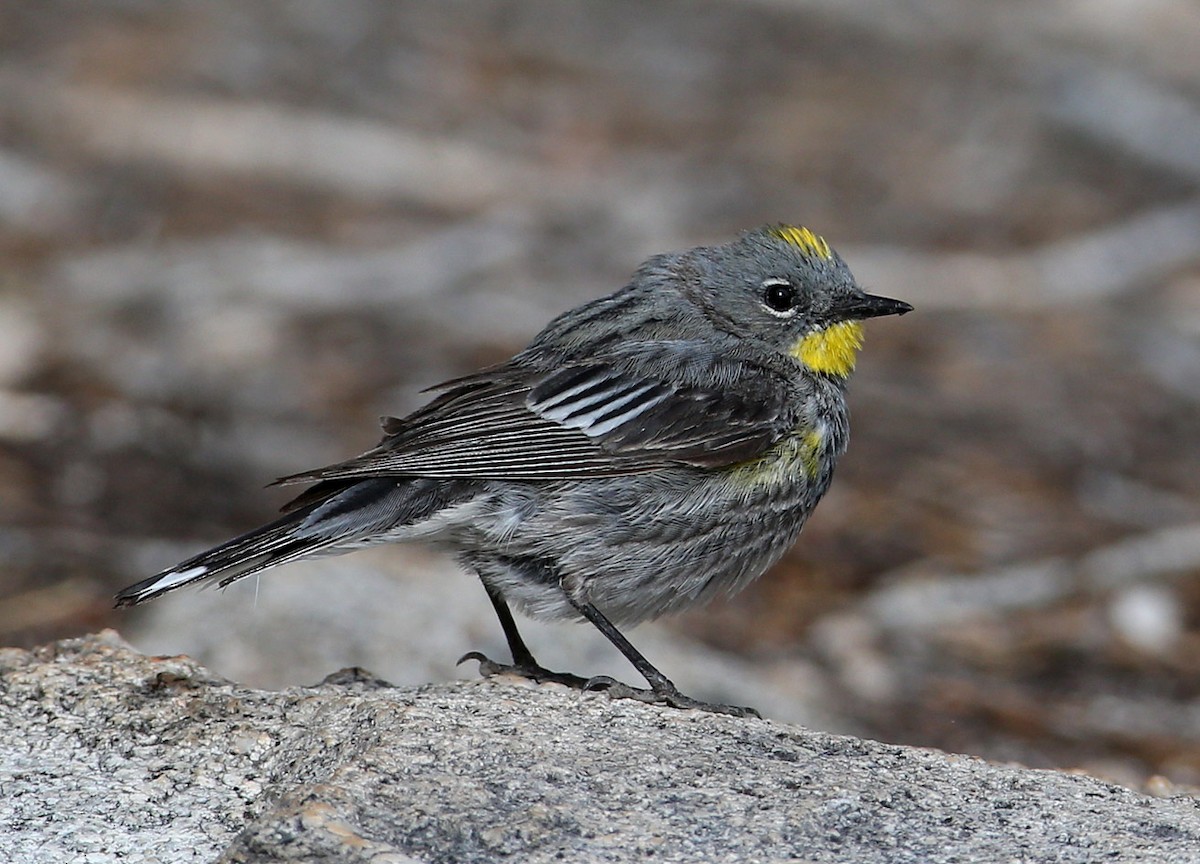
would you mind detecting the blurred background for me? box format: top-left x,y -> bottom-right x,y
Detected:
3,0 -> 1200,789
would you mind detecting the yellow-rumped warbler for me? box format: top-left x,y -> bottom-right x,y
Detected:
116,225 -> 910,717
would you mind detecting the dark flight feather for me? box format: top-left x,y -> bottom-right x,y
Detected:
274,341 -> 797,484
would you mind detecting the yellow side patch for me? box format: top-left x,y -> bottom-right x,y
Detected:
730,426 -> 826,488
791,320 -> 864,378
798,427 -> 825,479
769,225 -> 833,260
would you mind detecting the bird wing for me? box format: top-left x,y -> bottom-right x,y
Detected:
274,341 -> 796,483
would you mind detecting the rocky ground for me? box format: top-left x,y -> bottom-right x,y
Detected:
4,634 -> 1199,864
2,0 -> 1200,791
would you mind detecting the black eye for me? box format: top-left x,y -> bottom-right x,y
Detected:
762,279 -> 799,316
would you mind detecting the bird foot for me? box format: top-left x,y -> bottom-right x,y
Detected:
458,653 -> 760,718
585,675 -> 761,718
457,651 -> 592,690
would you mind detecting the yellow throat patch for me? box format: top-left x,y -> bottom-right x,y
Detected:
768,225 -> 833,260
791,320 -> 864,378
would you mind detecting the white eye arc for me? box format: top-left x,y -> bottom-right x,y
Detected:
761,278 -> 800,318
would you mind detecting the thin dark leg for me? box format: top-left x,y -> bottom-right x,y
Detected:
458,571 -> 759,718
458,583 -> 591,690
566,597 -> 676,691
484,584 -> 538,668
566,596 -> 760,719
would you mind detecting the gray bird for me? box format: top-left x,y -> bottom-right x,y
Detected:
116,225 -> 911,717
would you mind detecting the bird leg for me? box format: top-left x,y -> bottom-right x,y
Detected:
564,596 -> 761,719
461,582 -> 760,718
458,584 -> 592,690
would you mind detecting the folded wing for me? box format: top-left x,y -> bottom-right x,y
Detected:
275,342 -> 795,483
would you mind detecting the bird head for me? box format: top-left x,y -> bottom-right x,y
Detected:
684,225 -> 912,379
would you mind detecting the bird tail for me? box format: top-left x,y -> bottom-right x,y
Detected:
115,476 -> 406,607
114,476 -> 463,608
114,507 -> 340,607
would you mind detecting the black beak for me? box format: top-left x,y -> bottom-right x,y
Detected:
836,293 -> 913,321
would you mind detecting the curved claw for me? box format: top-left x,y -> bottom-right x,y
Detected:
458,650 -> 592,690
457,651 -> 506,678
592,679 -> 762,718
583,674 -> 620,692
457,650 -> 760,718
456,650 -> 490,667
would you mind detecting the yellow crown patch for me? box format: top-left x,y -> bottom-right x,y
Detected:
769,225 -> 833,260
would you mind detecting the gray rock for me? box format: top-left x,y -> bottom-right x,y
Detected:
1,632 -> 1198,864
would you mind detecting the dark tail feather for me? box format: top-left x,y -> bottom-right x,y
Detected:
115,477 -> 445,608
114,508 -> 336,608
